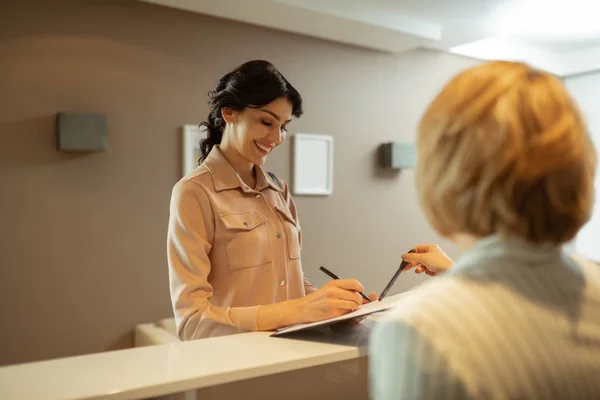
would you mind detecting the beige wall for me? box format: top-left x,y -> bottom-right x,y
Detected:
0,0 -> 478,365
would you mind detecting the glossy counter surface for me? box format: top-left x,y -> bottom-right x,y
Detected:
0,314 -> 383,399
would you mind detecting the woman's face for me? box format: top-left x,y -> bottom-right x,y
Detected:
222,97 -> 293,166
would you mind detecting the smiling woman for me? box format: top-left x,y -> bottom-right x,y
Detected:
198,60 -> 302,178
167,60 -> 374,340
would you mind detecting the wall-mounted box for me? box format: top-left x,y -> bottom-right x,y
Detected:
379,142 -> 416,169
56,112 -> 108,151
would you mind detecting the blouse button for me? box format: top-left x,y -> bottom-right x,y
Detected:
276,232 -> 282,238
279,280 -> 286,287
255,194 -> 261,198
243,222 -> 249,227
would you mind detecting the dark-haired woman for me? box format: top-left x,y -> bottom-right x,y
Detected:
167,60 -> 373,340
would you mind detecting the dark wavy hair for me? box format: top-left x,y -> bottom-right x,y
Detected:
198,60 -> 303,162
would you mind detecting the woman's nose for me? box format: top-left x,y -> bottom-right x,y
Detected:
271,127 -> 285,145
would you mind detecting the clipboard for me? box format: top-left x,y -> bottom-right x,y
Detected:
271,293 -> 403,337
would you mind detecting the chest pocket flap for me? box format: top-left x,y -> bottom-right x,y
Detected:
274,206 -> 297,226
220,211 -> 267,230
219,211 -> 270,270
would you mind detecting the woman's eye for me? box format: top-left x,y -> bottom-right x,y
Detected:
261,120 -> 272,127
281,126 -> 288,132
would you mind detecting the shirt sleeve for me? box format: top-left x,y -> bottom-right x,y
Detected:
281,178 -> 318,294
167,180 -> 260,340
369,316 -> 470,400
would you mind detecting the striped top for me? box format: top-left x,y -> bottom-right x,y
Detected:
369,235 -> 600,400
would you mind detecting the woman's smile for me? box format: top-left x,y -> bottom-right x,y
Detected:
254,140 -> 274,155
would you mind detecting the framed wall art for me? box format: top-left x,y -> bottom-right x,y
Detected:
182,124 -> 207,176
292,133 -> 334,196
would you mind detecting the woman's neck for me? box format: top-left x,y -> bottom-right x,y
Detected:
452,233 -> 480,254
218,144 -> 256,188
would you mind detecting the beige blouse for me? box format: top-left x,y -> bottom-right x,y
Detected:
167,146 -> 315,340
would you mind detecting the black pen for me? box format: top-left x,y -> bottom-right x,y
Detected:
378,249 -> 415,301
319,266 -> 372,303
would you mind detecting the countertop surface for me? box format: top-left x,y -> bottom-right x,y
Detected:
0,300 -> 396,400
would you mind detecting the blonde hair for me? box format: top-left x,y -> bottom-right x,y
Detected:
417,61 -> 597,244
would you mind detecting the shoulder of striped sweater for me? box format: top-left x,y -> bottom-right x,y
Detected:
568,253 -> 600,283
384,276 -> 467,324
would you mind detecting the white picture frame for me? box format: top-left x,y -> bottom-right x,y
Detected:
292,133 -> 334,196
182,124 -> 207,176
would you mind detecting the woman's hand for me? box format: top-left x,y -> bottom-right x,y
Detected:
257,279 -> 369,331
294,279 -> 367,324
401,244 -> 454,276
344,292 -> 377,324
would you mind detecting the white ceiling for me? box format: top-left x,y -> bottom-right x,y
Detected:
140,0 -> 600,77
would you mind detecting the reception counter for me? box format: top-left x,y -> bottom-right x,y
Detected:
0,308 -> 392,399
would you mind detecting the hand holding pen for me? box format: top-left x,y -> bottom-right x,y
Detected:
400,244 -> 454,276
378,245 -> 452,301
318,266 -> 376,325
292,277 -> 371,323
319,266 -> 374,303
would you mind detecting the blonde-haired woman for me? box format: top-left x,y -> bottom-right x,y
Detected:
370,61 -> 600,399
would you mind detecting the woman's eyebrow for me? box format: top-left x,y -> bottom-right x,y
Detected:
260,109 -> 292,123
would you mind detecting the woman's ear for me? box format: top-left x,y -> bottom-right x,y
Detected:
221,107 -> 238,124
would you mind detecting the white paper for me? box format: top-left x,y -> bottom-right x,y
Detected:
272,294 -> 403,336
